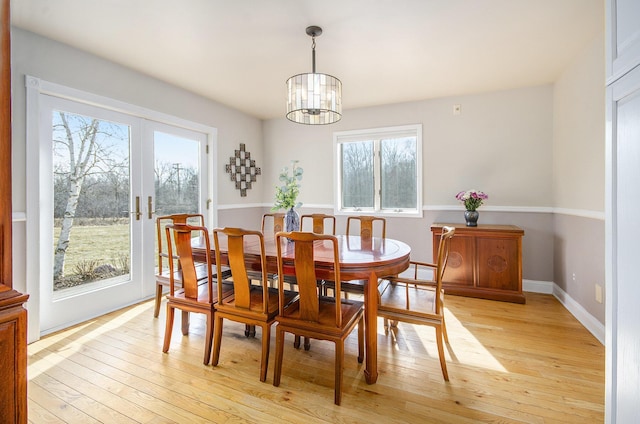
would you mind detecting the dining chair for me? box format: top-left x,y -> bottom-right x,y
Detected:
161,223 -> 234,365
346,215 -> 386,240
376,225 -> 455,381
244,212 -> 295,339
211,227 -> 298,382
325,215 -> 387,297
300,213 -> 336,235
155,213 -> 227,318
261,212 -> 286,235
296,213 -> 337,349
273,231 -> 364,405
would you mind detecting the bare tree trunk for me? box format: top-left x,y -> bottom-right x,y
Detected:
53,114 -> 99,280
53,177 -> 83,279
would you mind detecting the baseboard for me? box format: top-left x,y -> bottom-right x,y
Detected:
524,279 -> 604,345
552,285 -> 605,345
523,279 -> 554,294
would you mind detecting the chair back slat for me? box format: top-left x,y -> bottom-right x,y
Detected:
227,234 -> 252,309
346,216 -> 386,240
300,214 -> 336,235
293,239 -> 320,322
262,213 -> 286,235
157,213 -> 204,272
214,227 -> 268,311
165,223 -> 212,302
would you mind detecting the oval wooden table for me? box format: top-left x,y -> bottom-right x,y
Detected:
193,234 -> 411,384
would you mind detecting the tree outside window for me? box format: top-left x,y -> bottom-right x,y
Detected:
335,125 -> 422,216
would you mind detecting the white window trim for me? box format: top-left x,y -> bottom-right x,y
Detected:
333,124 -> 423,218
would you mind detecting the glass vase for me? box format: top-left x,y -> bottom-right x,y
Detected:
285,207 -> 299,233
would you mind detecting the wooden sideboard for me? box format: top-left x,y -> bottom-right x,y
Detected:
0,0 -> 29,421
431,223 -> 525,304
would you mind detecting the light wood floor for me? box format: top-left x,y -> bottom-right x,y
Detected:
27,292 -> 604,423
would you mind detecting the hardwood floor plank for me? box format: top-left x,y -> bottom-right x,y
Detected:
27,400 -> 66,424
28,383 -> 101,424
29,349 -> 159,423
27,292 -> 604,423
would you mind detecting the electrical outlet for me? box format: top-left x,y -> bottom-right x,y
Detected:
572,273 -> 576,281
595,284 -> 603,303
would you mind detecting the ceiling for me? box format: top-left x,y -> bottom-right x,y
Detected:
11,0 -> 603,121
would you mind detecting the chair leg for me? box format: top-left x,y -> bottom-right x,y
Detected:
203,311 -> 214,366
162,304 -> 175,353
211,315 -> 224,366
357,316 -> 364,363
181,310 -> 190,335
245,324 -> 256,338
442,315 -> 449,344
273,325 -> 285,387
293,335 -> 311,350
154,284 -> 164,318
334,340 -> 344,405
260,324 -> 271,382
435,325 -> 449,381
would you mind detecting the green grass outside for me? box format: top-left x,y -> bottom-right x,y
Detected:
54,223 -> 130,275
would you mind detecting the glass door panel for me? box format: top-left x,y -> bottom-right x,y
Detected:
154,131 -> 202,216
52,110 -> 132,296
39,95 -> 143,334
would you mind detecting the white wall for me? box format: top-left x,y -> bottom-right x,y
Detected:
10,27 -> 266,211
263,85 -> 554,208
552,32 -> 605,323
553,32 -> 606,213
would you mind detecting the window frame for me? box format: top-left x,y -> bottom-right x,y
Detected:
333,124 -> 423,217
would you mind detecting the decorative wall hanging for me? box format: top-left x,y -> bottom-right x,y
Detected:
225,143 -> 261,197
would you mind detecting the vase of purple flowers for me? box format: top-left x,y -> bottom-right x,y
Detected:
455,190 -> 488,227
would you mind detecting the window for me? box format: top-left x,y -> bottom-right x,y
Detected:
334,124 -> 422,216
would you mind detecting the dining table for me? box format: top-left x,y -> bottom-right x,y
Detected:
192,233 -> 411,384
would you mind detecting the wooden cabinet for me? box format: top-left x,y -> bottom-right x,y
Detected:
0,0 -> 29,421
431,223 -> 525,304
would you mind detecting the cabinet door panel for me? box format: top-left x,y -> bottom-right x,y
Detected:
476,238 -> 520,291
0,318 -> 17,423
440,235 -> 474,287
608,0 -> 640,81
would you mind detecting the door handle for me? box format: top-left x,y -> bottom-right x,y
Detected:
132,196 -> 141,220
148,196 -> 155,219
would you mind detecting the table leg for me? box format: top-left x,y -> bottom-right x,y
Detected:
364,271 -> 378,384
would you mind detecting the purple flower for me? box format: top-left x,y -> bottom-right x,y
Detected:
455,189 -> 488,211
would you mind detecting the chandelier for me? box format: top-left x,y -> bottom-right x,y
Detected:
286,26 -> 342,125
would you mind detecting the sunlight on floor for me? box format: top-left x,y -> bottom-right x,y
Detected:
383,307 -> 508,373
27,301 -> 151,379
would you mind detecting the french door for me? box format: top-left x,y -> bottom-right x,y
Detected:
35,93 -> 209,335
